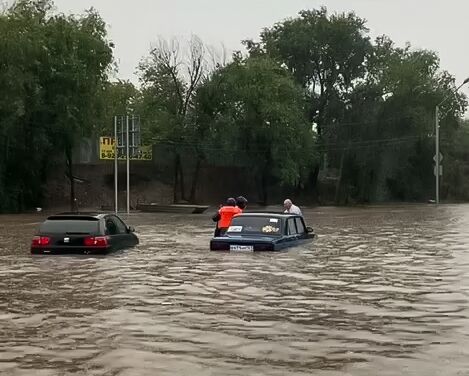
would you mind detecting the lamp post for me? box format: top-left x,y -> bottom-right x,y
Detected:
434,77 -> 469,204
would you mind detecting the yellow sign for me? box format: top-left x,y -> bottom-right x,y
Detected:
100,137 -> 115,160
99,137 -> 152,161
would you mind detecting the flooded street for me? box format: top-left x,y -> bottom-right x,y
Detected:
1,205 -> 469,375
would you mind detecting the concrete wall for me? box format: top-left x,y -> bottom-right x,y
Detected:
43,138 -> 310,210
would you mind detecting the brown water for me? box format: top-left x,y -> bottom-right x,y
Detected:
1,205 -> 469,375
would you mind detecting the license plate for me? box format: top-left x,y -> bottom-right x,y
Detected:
230,245 -> 254,252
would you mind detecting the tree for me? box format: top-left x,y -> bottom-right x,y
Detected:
442,119 -> 469,201
196,55 -> 316,203
245,8 -> 467,203
331,36 -> 467,202
44,8 -> 113,211
244,7 -> 372,198
138,36 -> 217,203
99,80 -> 138,135
0,0 -> 113,212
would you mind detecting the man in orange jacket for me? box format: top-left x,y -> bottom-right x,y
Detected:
212,197 -> 242,237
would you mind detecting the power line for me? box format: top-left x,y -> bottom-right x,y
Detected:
150,134 -> 430,148
148,135 -> 430,154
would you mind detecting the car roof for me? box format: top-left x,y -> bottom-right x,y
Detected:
46,212 -> 108,220
235,212 -> 300,219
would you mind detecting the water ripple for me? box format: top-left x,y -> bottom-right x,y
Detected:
1,205 -> 469,375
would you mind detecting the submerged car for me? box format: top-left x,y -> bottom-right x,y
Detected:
210,212 -> 314,252
31,213 -> 139,255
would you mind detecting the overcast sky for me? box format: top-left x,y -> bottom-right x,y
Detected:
6,0 -> 469,96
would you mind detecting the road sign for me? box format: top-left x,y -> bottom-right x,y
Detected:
99,137 -> 152,160
433,153 -> 443,163
434,165 -> 443,177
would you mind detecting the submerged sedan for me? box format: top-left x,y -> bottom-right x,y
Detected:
210,212 -> 314,252
31,213 -> 139,255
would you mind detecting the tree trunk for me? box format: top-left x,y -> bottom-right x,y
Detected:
173,153 -> 187,203
310,165 -> 320,204
359,170 -> 374,203
335,150 -> 346,204
65,146 -> 77,212
189,156 -> 202,204
178,156 -> 186,202
258,170 -> 268,205
173,154 -> 179,203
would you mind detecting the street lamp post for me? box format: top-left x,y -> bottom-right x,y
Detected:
434,77 -> 469,204
435,104 -> 440,204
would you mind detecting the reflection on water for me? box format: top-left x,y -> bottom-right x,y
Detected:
1,205 -> 469,375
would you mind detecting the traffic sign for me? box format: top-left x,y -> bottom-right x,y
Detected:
434,165 -> 443,176
433,153 -> 443,163
99,137 -> 152,160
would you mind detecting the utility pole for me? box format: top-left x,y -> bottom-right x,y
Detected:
114,116 -> 118,214
435,105 -> 440,204
126,115 -> 130,215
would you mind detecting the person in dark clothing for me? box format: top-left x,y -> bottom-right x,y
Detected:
212,210 -> 222,236
236,196 -> 248,210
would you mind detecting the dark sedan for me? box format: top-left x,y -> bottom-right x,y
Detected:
31,213 -> 139,255
210,213 -> 315,252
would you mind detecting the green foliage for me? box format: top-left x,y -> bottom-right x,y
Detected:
99,80 -> 138,135
136,36 -> 212,202
248,7 -> 372,136
340,37 -> 467,202
138,37 -> 213,149
0,0 -> 113,212
196,56 -> 316,198
244,8 -> 468,203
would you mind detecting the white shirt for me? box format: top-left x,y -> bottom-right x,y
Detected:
284,204 -> 302,216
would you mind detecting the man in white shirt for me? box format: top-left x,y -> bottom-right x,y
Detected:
283,199 -> 302,216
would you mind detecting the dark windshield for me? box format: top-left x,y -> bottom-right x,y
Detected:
227,216 -> 283,236
40,219 -> 100,234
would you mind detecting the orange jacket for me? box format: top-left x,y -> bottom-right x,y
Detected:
218,206 -> 242,228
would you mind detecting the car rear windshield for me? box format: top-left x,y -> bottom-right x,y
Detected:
40,219 -> 100,234
227,216 -> 283,236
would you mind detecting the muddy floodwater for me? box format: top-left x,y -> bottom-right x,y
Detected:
1,205 -> 469,375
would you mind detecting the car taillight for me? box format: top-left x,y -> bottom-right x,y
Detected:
84,236 -> 109,247
32,236 -> 50,247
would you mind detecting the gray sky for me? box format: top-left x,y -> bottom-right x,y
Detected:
8,0 -> 469,97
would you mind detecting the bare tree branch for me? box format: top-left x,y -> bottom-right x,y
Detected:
147,37 -> 185,113
183,35 -> 205,117
142,35 -> 227,120
206,42 -> 228,73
